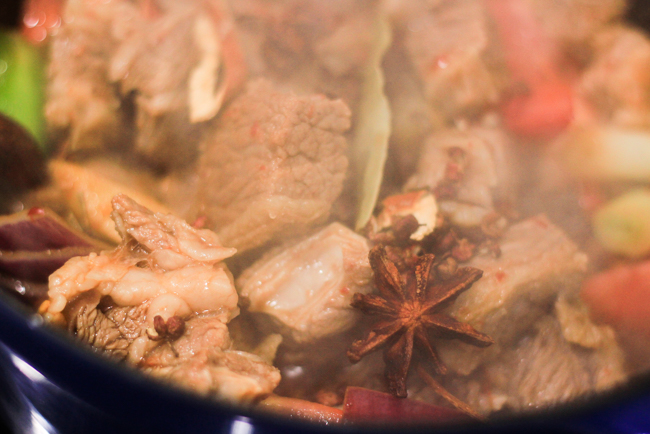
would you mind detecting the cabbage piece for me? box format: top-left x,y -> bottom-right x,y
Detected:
352,13 -> 392,230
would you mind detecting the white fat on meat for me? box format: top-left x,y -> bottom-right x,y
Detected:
47,195 -> 239,331
237,223 -> 372,343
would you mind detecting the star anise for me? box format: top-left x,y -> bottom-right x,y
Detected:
348,245 -> 494,398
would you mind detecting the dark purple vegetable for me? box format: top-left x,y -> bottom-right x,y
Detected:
0,246 -> 99,282
342,387 -> 472,425
0,206 -> 103,251
0,206 -> 106,307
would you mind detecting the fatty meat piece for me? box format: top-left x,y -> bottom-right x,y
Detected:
48,195 -> 280,403
237,223 -> 372,343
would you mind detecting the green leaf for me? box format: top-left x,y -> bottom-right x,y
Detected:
0,32 -> 46,149
352,13 -> 392,230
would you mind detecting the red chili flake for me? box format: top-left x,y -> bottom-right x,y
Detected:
250,121 -> 260,138
27,207 -> 45,217
192,215 -> 207,229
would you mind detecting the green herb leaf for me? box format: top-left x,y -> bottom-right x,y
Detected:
0,32 -> 46,148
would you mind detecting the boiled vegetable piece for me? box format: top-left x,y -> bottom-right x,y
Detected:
560,127 -> 650,182
500,81 -> 574,140
0,32 -> 45,145
593,189 -> 650,258
342,387 -> 470,425
21,0 -> 64,44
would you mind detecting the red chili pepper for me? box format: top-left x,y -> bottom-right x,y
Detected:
581,261 -> 650,338
485,0 -> 574,140
21,0 -> 64,45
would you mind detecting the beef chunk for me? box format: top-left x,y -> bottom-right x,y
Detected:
47,195 -> 280,403
228,0 -> 380,112
66,290 -> 149,360
46,0 -> 128,151
528,0 -> 626,48
405,126 -> 514,209
412,216 -> 625,414
194,79 -> 351,252
237,223 -> 372,343
46,0 -> 246,169
439,314 -> 623,414
387,0 -> 503,120
578,25 -> 650,128
143,315 -> 280,403
435,215 -> 588,375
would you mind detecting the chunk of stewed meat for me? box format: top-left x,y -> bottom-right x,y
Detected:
237,223 -> 372,343
193,79 -> 351,252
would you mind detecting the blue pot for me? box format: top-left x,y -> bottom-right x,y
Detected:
1,288 -> 650,434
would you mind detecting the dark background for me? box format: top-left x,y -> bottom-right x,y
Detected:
0,0 -> 21,29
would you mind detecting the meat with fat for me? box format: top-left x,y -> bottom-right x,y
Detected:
45,195 -> 280,403
237,222 -> 372,343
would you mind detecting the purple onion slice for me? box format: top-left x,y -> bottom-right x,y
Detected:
0,207 -> 107,251
0,207 -> 107,284
0,245 -> 100,282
